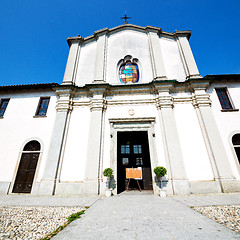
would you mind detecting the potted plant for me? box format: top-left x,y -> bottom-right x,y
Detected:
103,168 -> 113,197
154,166 -> 167,197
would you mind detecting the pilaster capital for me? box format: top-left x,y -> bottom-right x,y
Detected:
153,82 -> 174,109
87,84 -> 109,112
67,36 -> 84,47
189,80 -> 211,108
156,95 -> 174,109
90,98 -> 107,112
145,26 -> 162,35
93,28 -> 109,39
55,88 -> 74,112
153,81 -> 174,93
87,83 -> 109,96
189,80 -> 210,91
192,92 -> 211,108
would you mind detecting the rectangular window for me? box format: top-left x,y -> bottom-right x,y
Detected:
215,88 -> 233,110
0,99 -> 9,117
35,97 -> 50,116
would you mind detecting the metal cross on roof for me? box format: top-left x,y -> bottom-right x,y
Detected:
121,13 -> 131,24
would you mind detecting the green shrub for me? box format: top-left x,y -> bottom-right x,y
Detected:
154,166 -> 167,188
103,168 -> 113,177
154,166 -> 167,177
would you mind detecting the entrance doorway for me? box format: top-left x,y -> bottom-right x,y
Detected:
117,131 -> 153,194
12,140 -> 40,193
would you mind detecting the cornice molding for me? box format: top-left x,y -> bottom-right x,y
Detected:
109,117 -> 156,124
66,24 -> 192,47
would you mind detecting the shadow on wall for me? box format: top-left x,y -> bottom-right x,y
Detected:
155,176 -> 168,189
108,176 -> 116,190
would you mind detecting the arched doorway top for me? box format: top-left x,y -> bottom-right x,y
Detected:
23,140 -> 41,151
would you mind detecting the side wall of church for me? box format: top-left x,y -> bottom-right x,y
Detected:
0,90 -> 57,194
208,82 -> 240,180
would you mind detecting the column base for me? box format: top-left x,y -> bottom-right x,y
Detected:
0,181 -> 10,194
172,180 -> 191,195
221,179 -> 240,193
189,180 -> 222,194
36,180 -> 55,195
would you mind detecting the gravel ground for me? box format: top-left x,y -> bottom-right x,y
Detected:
0,206 -> 85,240
194,205 -> 240,234
0,204 -> 239,239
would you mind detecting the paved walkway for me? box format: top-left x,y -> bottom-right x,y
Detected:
0,193 -> 239,239
0,195 -> 99,207
53,193 -> 240,240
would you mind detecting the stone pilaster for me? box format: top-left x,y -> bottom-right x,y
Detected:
191,81 -> 240,192
154,82 -> 190,195
84,84 -> 108,195
62,38 -> 83,85
37,88 -> 73,195
176,34 -> 201,79
147,27 -> 167,81
93,29 -> 108,83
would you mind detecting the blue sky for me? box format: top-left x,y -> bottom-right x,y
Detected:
0,0 -> 239,85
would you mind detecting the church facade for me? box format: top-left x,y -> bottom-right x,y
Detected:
0,24 -> 240,196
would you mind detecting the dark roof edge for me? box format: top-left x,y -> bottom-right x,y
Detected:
204,74 -> 240,79
0,82 -> 59,91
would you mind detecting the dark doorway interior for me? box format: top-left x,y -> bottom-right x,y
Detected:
117,131 -> 153,194
12,141 -> 40,193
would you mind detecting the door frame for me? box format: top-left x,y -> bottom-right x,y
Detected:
109,117 -> 158,195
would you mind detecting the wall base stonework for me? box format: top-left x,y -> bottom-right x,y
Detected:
221,179 -> 240,193
0,182 -> 10,194
172,180 -> 191,195
55,181 -> 99,195
37,181 -> 55,195
189,180 -> 222,194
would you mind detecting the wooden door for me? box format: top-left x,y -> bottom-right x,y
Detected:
117,131 -> 153,193
12,140 -> 41,194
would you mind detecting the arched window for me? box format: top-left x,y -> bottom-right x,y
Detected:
12,140 -> 41,193
119,61 -> 139,84
232,134 -> 240,164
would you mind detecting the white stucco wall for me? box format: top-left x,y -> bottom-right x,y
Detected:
0,90 -> 57,183
102,95 -> 166,175
71,28 -> 196,87
208,82 -> 240,179
106,30 -> 153,84
59,106 -> 90,181
160,38 -> 186,81
75,41 -> 97,86
174,102 -> 214,181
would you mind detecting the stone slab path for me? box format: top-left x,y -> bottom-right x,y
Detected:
54,194 -> 240,240
0,195 -> 99,207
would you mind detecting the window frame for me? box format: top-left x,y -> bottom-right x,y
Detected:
232,134 -> 240,169
0,98 -> 10,118
34,97 -> 50,117
215,87 -> 237,111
